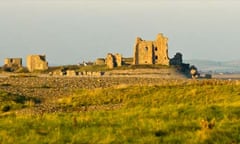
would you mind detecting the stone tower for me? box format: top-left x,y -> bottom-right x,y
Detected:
27,55 -> 48,72
105,53 -> 122,69
106,53 -> 115,69
133,33 -> 169,65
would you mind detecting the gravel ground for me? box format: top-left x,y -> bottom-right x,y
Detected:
0,74 -> 187,114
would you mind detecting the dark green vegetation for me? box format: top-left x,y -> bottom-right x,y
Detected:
0,90 -> 40,113
48,64 -> 172,73
1,80 -> 240,143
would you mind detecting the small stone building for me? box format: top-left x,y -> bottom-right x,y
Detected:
105,53 -> 122,69
27,55 -> 48,72
53,70 -> 66,76
4,58 -> 22,68
66,70 -> 78,76
122,57 -> 133,65
133,33 -> 169,65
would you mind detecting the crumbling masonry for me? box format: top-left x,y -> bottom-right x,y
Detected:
105,53 -> 122,69
133,33 -> 169,65
4,58 -> 22,68
3,58 -> 22,72
27,55 -> 48,72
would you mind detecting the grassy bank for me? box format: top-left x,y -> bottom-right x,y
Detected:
0,80 -> 240,143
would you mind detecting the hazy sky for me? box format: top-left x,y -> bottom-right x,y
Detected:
1,0 -> 240,65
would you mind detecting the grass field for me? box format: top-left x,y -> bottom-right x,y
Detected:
0,80 -> 240,143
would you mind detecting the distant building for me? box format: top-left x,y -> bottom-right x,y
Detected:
27,55 -> 48,72
105,53 -> 122,69
95,58 -> 105,65
3,58 -> 23,72
122,57 -> 133,65
4,58 -> 22,68
133,33 -> 169,65
66,70 -> 78,76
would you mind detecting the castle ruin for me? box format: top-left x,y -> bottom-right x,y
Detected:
27,55 -> 48,72
4,58 -> 22,68
133,33 -> 169,65
3,58 -> 22,72
105,53 -> 122,69
95,58 -> 105,65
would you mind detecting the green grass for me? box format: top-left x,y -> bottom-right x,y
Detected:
77,65 -> 109,72
48,64 -> 172,73
0,91 -> 40,112
1,80 -> 240,143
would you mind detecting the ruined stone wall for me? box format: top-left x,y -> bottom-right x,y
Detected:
4,58 -> 22,67
122,57 -> 133,65
95,58 -> 105,65
154,34 -> 169,65
52,69 -> 104,77
133,33 -> 169,65
106,53 -> 115,69
66,70 -> 78,76
105,53 -> 122,69
115,53 -> 122,67
135,39 -> 154,64
27,55 -> 48,72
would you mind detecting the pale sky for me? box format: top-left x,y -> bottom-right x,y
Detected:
1,0 -> 240,65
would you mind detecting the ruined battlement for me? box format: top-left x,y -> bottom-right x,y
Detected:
105,53 -> 122,69
133,33 -> 169,65
27,55 -> 48,72
4,58 -> 22,68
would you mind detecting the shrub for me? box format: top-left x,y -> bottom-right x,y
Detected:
1,83 -> 11,87
1,104 -> 10,112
